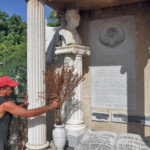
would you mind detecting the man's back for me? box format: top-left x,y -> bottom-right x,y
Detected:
0,96 -> 12,150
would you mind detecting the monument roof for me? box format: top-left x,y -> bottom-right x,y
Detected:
44,0 -> 146,11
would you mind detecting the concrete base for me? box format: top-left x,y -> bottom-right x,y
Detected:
66,133 -> 84,148
66,127 -> 88,148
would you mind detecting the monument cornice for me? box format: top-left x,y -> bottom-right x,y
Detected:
43,0 -> 146,11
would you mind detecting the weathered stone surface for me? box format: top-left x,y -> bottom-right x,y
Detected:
90,16 -> 137,110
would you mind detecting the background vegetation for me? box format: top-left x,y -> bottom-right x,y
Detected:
0,9 -> 59,101
0,10 -> 27,100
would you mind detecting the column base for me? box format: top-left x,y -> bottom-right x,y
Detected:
65,123 -> 87,148
26,141 -> 49,150
26,148 -> 50,150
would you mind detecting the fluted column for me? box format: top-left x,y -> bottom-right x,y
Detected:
65,53 -> 86,128
26,0 -> 49,149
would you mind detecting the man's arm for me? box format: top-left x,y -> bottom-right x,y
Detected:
1,99 -> 60,118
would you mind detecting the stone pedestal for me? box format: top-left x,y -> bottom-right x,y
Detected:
55,44 -> 90,147
26,0 -> 49,149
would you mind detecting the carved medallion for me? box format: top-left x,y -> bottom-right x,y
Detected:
99,22 -> 125,48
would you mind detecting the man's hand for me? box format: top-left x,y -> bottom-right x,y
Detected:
19,92 -> 29,107
48,99 -> 60,110
23,92 -> 29,106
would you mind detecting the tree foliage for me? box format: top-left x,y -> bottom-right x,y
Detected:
47,10 -> 60,27
0,10 -> 27,100
0,9 -> 59,101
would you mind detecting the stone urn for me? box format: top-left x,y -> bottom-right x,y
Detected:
53,124 -> 67,150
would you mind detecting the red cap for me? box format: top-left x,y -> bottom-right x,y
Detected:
0,76 -> 19,88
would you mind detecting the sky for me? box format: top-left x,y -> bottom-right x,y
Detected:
0,0 -> 52,22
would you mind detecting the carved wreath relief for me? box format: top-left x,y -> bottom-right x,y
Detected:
99,22 -> 125,48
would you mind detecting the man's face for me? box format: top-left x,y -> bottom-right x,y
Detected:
3,86 -> 15,98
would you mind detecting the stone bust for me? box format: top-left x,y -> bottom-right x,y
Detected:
59,9 -> 82,46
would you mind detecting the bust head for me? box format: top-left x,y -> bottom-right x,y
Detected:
59,9 -> 82,46
65,9 -> 80,30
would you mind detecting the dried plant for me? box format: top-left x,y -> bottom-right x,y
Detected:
44,63 -> 84,125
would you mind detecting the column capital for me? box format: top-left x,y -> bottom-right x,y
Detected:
55,44 -> 91,56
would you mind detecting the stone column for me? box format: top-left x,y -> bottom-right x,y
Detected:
55,44 -> 90,147
26,0 -> 49,149
64,53 -> 86,128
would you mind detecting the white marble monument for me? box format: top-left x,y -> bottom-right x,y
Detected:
54,9 -> 90,148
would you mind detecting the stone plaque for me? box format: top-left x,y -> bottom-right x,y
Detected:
90,16 -> 137,110
92,112 -> 110,122
91,66 -> 128,109
112,113 -> 150,126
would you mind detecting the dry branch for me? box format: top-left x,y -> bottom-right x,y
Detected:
44,63 -> 84,125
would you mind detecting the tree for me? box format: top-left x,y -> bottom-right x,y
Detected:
47,10 -> 60,27
0,9 -> 59,101
0,10 -> 27,101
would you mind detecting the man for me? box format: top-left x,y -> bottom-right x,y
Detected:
0,76 -> 60,150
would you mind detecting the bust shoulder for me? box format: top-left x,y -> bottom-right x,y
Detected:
59,29 -> 72,36
59,28 -> 82,46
